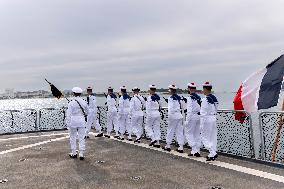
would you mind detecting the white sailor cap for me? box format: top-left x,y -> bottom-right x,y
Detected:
86,86 -> 93,90
132,86 -> 140,91
149,84 -> 157,89
120,86 -> 127,90
202,81 -> 212,87
72,87 -> 83,93
108,86 -> 113,90
187,82 -> 197,88
168,84 -> 177,90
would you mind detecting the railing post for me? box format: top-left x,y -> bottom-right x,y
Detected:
247,112 -> 255,158
258,112 -> 265,160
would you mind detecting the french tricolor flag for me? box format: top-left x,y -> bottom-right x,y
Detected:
234,55 -> 284,121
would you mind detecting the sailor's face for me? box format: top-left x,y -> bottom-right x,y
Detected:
149,89 -> 155,95
203,88 -> 208,95
190,88 -> 196,94
87,89 -> 92,95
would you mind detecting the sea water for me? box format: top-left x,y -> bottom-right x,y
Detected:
0,91 -> 282,111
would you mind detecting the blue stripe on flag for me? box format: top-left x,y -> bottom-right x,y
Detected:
258,54 -> 284,110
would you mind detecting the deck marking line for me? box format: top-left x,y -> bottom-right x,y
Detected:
0,136 -> 68,155
0,132 -> 68,142
89,132 -> 284,184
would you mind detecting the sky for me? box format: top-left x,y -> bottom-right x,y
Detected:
0,0 -> 284,92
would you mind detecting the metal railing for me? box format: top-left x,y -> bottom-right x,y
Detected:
216,109 -> 254,158
3,107 -> 284,164
0,109 -> 37,134
259,111 -> 284,163
38,108 -> 67,130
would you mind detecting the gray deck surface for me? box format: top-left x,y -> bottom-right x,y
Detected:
0,131 -> 283,189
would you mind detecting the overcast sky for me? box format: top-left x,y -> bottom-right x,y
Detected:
0,0 -> 283,92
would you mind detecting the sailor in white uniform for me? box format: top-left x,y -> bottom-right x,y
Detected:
184,82 -> 202,157
145,85 -> 162,148
129,87 -> 145,143
85,86 -> 103,138
105,87 -> 119,138
66,87 -> 88,160
200,82 -> 219,161
163,84 -> 185,153
118,86 -> 131,140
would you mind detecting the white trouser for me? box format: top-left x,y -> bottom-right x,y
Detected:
131,115 -> 144,139
185,115 -> 201,154
107,111 -> 119,135
166,117 -> 184,147
200,116 -> 217,157
86,110 -> 101,136
69,127 -> 85,156
118,114 -> 130,137
145,116 -> 161,141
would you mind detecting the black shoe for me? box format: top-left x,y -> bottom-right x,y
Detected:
206,156 -> 216,162
194,153 -> 201,157
176,149 -> 184,153
96,133 -> 104,137
153,144 -> 160,148
104,135 -> 110,138
84,136 -> 90,139
149,140 -> 157,146
213,154 -> 218,159
79,156 -> 85,161
128,138 -> 133,141
118,137 -> 124,141
134,138 -> 141,143
114,135 -> 119,139
162,147 -> 171,152
189,153 -> 201,157
69,154 -> 78,159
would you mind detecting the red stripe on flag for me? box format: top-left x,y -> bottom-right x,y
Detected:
233,85 -> 246,123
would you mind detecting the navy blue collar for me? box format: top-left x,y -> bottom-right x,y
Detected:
122,94 -> 130,100
109,93 -> 117,99
151,94 -> 160,101
170,94 -> 181,101
206,94 -> 218,104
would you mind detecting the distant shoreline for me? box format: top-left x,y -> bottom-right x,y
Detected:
0,91 -> 236,101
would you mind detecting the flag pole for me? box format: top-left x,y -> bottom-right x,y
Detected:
271,101 -> 284,161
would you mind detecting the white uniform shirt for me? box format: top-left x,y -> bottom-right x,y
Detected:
107,94 -> 117,112
66,97 -> 89,128
168,94 -> 183,119
200,94 -> 218,117
87,95 -> 97,112
118,94 -> 131,115
186,93 -> 201,115
146,94 -> 161,118
130,94 -> 145,116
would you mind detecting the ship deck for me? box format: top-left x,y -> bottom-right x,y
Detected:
0,131 -> 283,189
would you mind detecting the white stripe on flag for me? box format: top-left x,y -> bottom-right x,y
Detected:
241,68 -> 267,113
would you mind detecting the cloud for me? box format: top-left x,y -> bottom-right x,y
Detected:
0,0 -> 283,92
